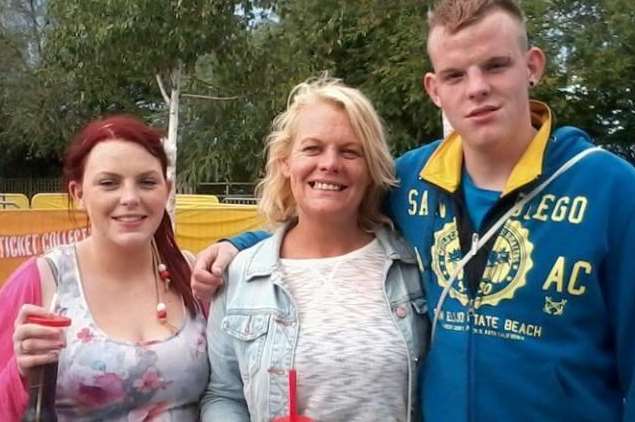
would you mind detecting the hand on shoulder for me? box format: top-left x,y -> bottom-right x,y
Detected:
190,241 -> 238,305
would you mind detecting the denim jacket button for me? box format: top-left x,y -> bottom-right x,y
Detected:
395,305 -> 408,318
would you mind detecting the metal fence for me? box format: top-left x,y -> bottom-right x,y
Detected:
0,178 -> 62,199
197,182 -> 256,198
222,196 -> 259,205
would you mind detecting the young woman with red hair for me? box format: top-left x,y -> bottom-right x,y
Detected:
0,116 -> 208,421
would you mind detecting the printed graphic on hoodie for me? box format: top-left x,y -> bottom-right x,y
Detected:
431,219 -> 534,309
428,191 -> 595,342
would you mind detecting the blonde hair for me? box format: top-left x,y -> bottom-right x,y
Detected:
427,0 -> 528,50
257,74 -> 396,231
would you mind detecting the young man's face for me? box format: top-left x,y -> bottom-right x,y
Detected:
424,9 -> 545,154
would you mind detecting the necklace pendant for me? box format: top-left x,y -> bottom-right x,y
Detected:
156,302 -> 168,322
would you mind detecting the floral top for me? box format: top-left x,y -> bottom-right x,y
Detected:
46,245 -> 209,421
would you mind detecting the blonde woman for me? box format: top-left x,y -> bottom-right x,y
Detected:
200,76 -> 429,422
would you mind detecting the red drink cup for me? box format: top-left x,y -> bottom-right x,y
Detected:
272,369 -> 314,422
23,314 -> 71,422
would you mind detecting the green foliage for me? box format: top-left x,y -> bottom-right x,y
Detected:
183,0 -> 634,186
1,0 -> 268,178
261,0 -> 441,153
46,0 -> 247,74
0,0 -> 69,176
563,0 -> 634,144
179,0 -> 440,185
524,0 -> 634,145
1,0 -> 633,182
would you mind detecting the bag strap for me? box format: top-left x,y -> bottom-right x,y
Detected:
431,146 -> 603,340
42,255 -> 60,288
41,253 -> 61,315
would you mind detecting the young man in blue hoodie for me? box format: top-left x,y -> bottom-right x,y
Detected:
193,1 -> 635,420
388,1 -> 635,420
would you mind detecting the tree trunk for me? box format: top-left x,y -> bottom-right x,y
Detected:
163,64 -> 181,227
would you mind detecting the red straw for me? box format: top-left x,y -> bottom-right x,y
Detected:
273,369 -> 312,422
289,369 -> 298,419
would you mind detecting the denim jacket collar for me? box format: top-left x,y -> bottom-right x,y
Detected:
243,223 -> 416,282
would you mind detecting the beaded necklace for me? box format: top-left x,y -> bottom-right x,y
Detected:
151,240 -> 172,323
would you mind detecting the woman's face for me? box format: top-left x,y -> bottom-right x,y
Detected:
70,139 -> 170,250
282,101 -> 370,226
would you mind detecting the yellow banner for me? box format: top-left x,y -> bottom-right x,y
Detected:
29,193 -> 221,210
0,206 -> 264,287
175,205 -> 264,252
31,193 -> 74,209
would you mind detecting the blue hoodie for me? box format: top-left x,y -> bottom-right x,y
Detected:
388,102 -> 635,421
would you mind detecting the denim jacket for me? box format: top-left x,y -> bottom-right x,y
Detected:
200,225 -> 429,422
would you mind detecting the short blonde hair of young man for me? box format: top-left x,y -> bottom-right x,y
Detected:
256,75 -> 397,231
427,0 -> 528,50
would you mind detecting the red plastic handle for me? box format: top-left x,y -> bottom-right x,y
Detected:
26,315 -> 72,327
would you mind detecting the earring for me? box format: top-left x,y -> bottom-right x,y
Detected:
529,80 -> 536,88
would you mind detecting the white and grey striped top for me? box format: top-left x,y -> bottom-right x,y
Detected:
279,238 -> 409,422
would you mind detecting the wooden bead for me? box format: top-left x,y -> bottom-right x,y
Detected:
156,302 -> 167,321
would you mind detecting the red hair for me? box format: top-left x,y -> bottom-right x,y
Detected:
63,115 -> 196,316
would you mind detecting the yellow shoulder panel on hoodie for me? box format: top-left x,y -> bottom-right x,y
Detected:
419,131 -> 464,193
419,101 -> 553,196
501,101 -> 552,196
